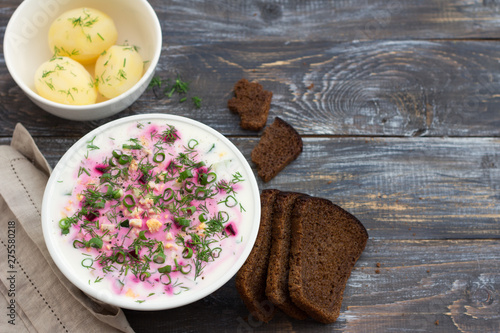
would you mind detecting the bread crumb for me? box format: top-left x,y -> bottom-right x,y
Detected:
427,269 -> 430,273
375,269 -> 380,274
412,233 -> 416,236
307,83 -> 314,90
327,180 -> 333,184
435,320 -> 439,326
376,262 -> 381,268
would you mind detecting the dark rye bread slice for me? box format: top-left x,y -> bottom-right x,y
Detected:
265,192 -> 308,320
235,189 -> 280,323
288,197 -> 368,324
227,78 -> 273,131
251,117 -> 303,182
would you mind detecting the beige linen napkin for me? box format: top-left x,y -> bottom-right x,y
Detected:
0,124 -> 135,333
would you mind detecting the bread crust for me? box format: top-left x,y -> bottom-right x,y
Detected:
266,192 -> 308,320
288,197 -> 368,324
235,189 -> 280,323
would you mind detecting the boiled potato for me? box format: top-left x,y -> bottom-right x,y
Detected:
48,8 -> 117,65
34,57 -> 97,105
95,45 -> 144,99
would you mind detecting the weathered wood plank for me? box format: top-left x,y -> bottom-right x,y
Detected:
157,0 -> 500,43
122,239 -> 500,333
2,41 -> 500,137
2,136 -> 499,240
4,0 -> 500,45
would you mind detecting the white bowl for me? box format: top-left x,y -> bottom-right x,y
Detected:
41,114 -> 261,310
3,0 -> 162,121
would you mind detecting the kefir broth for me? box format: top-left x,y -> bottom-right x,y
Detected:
49,117 -> 255,305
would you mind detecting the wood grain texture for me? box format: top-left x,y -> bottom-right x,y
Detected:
122,239 -> 500,333
1,136 -> 498,240
2,41 -> 500,137
2,0 -> 500,332
3,0 -> 500,45
106,0 -> 500,43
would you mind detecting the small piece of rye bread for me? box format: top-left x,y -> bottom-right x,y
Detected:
227,78 -> 273,131
235,189 -> 280,323
266,192 -> 308,320
251,117 -> 303,182
288,197 -> 368,324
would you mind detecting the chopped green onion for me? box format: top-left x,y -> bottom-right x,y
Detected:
193,161 -> 205,168
181,206 -> 196,215
112,149 -> 122,158
153,253 -> 166,264
195,187 -> 209,200
220,195 -> 238,208
188,139 -> 199,149
199,172 -> 217,185
115,251 -> 126,263
123,195 -> 136,208
158,265 -> 172,274
160,273 -> 171,285
105,184 -> 114,196
88,237 -> 103,249
101,173 -> 111,183
110,169 -> 121,177
81,258 -> 94,268
162,188 -> 174,202
138,230 -> 147,240
73,240 -> 86,249
174,217 -> 190,227
184,181 -> 195,193
123,144 -> 142,150
118,154 -> 131,164
153,152 -> 165,163
218,211 -> 229,223
113,188 -> 124,199
179,264 -> 192,275
182,247 -> 193,259
178,169 -> 193,181
59,217 -> 73,230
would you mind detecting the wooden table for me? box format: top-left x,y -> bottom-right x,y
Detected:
1,1 -> 500,332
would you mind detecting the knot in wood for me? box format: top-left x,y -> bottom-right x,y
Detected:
257,3 -> 282,22
469,284 -> 494,306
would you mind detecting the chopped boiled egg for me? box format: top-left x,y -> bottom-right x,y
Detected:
129,219 -> 142,228
146,218 -> 162,233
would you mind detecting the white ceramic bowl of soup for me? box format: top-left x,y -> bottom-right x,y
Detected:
41,114 -> 261,310
3,0 -> 162,121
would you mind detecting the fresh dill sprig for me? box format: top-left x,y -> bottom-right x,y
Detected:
148,75 -> 202,108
